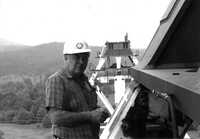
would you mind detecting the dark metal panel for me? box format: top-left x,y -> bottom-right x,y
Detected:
155,0 -> 200,68
137,0 -> 191,69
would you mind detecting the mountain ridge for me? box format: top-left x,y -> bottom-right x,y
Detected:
0,38 -> 29,52
0,42 -> 103,76
0,41 -> 144,76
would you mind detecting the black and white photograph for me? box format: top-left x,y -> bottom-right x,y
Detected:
0,0 -> 200,138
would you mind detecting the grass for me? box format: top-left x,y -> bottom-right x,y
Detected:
0,123 -> 51,139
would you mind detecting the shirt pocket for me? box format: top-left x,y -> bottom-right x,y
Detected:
62,89 -> 81,112
69,95 -> 79,111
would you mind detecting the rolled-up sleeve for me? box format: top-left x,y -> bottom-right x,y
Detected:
45,76 -> 64,111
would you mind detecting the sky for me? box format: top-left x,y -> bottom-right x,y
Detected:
0,0 -> 171,48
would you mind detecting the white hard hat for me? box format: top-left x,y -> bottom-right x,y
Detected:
63,40 -> 91,54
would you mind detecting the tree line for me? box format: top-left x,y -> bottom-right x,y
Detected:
0,75 -> 51,127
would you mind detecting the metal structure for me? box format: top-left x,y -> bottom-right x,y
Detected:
131,0 -> 200,123
100,0 -> 200,138
90,34 -> 138,107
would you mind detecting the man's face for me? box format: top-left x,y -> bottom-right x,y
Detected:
64,53 -> 90,77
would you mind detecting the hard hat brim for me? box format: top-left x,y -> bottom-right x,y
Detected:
63,49 -> 91,54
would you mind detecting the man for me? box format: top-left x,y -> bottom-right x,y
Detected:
45,40 -> 109,139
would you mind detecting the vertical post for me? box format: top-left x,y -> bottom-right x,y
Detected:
114,57 -> 125,105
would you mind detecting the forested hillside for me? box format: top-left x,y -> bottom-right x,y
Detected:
0,42 -> 64,76
0,75 -> 49,126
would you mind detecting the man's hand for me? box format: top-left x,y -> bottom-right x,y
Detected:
89,107 -> 110,123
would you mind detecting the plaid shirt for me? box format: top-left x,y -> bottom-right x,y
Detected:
46,68 -> 99,139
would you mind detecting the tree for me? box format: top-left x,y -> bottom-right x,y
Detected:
4,110 -> 16,122
13,108 -> 34,124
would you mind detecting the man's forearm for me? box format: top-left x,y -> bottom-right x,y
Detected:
49,109 -> 92,127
